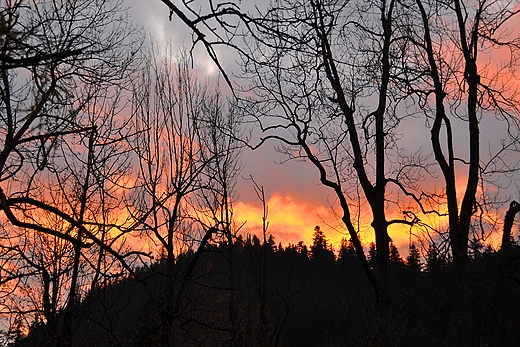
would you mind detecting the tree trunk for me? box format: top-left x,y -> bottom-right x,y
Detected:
501,201 -> 520,256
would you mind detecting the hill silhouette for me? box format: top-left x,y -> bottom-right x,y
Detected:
15,232 -> 520,347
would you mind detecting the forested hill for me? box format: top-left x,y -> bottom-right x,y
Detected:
16,230 -> 520,347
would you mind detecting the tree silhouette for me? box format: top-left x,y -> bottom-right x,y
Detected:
389,241 -> 402,264
2,0 -> 520,345
425,244 -> 442,275
159,1 -> 520,342
406,243 -> 422,276
0,1 -> 140,344
409,0 -> 520,340
338,238 -> 357,261
310,226 -> 327,257
130,44 -> 244,346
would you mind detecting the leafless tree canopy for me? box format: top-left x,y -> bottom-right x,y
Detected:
0,0 -> 142,344
0,0 -> 519,345
160,0 -> 520,345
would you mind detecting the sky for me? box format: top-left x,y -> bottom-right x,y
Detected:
125,0 -> 520,255
125,0 -> 356,251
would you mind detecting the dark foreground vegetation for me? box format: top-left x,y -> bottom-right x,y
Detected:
15,230 -> 520,347
3,0 -> 520,346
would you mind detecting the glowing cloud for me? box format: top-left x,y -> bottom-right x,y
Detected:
235,192 -> 351,249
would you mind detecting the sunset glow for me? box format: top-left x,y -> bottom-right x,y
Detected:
234,191 -> 434,253
234,192 -> 339,246
3,0 -> 520,344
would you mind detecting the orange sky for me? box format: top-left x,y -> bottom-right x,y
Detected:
122,0 -> 520,258
233,161 -> 426,255
234,192 -> 341,247
228,12 -> 520,257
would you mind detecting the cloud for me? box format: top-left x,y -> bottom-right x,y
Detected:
234,192 -> 339,247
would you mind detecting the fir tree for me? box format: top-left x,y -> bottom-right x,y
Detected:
406,243 -> 422,273
296,241 -> 309,259
389,240 -> 403,264
338,238 -> 356,261
310,226 -> 334,262
311,226 -> 327,250
425,244 -> 440,274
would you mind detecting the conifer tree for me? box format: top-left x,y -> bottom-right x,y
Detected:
338,238 -> 357,261
425,244 -> 440,275
310,226 -> 334,263
406,243 -> 422,273
389,241 -> 403,264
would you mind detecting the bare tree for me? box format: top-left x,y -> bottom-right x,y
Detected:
130,44 -> 244,346
131,45 -> 208,275
0,0 -> 141,345
156,0 -> 426,345
175,89 -> 244,346
150,0 -> 520,345
230,0 -> 435,344
408,0 -> 520,342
